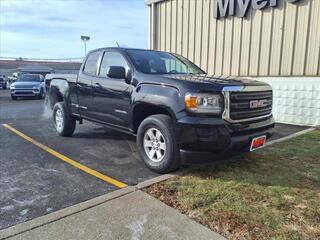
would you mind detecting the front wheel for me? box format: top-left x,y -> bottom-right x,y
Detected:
53,102 -> 76,137
137,114 -> 180,173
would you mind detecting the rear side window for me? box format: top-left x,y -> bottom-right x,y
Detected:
99,52 -> 129,77
83,51 -> 100,75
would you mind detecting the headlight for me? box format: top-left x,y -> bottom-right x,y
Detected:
185,93 -> 223,114
10,85 -> 15,89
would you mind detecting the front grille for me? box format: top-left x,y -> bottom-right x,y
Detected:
15,85 -> 34,89
229,91 -> 273,121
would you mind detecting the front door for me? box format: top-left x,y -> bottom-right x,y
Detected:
91,51 -> 132,129
77,50 -> 101,119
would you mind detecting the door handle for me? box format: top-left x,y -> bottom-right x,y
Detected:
94,82 -> 101,86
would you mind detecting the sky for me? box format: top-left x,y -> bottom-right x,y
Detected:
0,0 -> 148,59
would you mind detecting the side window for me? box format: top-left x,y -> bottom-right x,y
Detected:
83,51 -> 100,75
99,52 -> 129,77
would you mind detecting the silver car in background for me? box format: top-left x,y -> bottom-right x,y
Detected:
10,74 -> 45,100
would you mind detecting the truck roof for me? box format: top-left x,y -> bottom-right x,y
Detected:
87,47 -> 168,54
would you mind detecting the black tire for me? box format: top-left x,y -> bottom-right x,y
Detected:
3,85 -> 7,90
137,114 -> 180,173
11,95 -> 17,100
53,102 -> 76,137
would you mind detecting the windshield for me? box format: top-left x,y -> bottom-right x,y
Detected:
17,74 -> 40,82
126,49 -> 205,74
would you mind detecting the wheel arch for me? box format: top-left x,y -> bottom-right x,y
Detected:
132,103 -> 176,134
49,78 -> 69,109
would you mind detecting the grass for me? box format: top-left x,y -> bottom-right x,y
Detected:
145,130 -> 320,240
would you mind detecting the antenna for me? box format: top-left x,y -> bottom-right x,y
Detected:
116,42 -> 120,47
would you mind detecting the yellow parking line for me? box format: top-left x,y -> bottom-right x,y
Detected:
2,123 -> 128,189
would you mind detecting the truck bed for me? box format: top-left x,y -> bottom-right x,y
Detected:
45,74 -> 78,89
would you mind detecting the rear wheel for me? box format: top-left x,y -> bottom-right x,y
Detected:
53,102 -> 76,137
137,114 -> 180,173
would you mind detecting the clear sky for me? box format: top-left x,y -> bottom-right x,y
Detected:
0,0 -> 148,59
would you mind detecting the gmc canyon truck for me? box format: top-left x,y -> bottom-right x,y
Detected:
47,48 -> 274,173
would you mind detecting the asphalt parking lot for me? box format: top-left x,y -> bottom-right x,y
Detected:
0,89 -> 309,230
0,89 -> 160,230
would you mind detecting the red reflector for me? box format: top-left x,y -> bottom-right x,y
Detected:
250,136 -> 266,151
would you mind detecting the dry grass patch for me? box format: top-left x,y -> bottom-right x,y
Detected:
145,130 -> 320,240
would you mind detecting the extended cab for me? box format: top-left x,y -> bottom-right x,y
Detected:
47,48 -> 274,173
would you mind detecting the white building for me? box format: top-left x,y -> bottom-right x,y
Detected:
146,0 -> 320,126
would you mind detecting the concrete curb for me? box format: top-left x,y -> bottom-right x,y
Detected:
266,127 -> 316,146
135,169 -> 186,190
0,187 -> 135,240
0,172 -> 183,240
1,126 -> 316,239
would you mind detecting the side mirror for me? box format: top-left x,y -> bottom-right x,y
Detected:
107,66 -> 126,79
125,69 -> 132,84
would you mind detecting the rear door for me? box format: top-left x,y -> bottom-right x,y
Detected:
91,50 -> 132,129
76,50 -> 102,119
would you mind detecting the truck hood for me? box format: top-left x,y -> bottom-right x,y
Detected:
142,74 -> 268,92
165,74 -> 265,85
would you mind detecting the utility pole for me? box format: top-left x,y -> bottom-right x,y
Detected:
81,35 -> 90,57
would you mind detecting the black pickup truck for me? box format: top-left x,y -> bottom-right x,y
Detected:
47,47 -> 274,173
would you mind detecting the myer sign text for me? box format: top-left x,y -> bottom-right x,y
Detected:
213,0 -> 301,19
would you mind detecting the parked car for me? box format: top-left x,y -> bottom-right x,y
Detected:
7,72 -> 20,83
10,74 -> 45,100
0,76 -> 7,89
47,48 -> 274,173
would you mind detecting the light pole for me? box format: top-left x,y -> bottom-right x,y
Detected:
81,35 -> 90,57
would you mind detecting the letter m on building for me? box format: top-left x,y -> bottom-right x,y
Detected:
213,0 -> 235,19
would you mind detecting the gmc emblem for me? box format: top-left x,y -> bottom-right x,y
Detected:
249,99 -> 268,109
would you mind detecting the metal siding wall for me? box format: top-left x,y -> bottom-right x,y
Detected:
165,1 -> 171,52
215,20 -> 225,76
207,4 -> 217,75
194,0 -> 203,67
182,0 -> 189,58
171,0 -> 177,53
188,0 -> 196,61
201,0 -> 210,72
259,9 -> 273,76
150,0 -> 319,77
293,2 -> 310,75
231,17 -> 242,76
280,2 -> 297,75
223,18 -> 233,76
240,14 -> 251,76
249,10 -> 263,76
306,0 -> 320,76
159,2 -> 166,51
269,1 -> 285,75
176,0 -> 183,55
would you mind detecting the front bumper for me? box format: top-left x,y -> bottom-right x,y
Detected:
11,89 -> 40,97
177,116 -> 275,161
